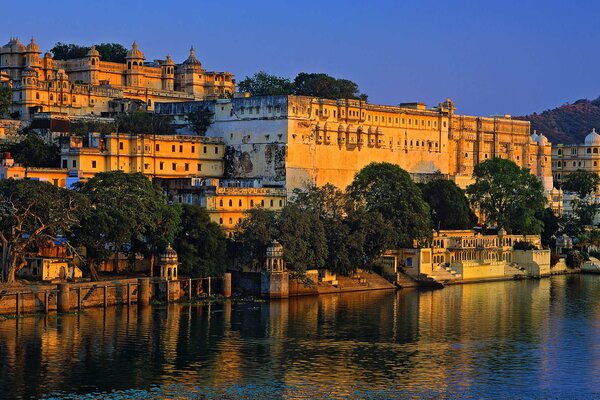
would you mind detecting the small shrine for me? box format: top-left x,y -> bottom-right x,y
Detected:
264,240 -> 285,272
160,244 -> 178,280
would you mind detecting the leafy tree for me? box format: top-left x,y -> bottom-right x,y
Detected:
561,169 -> 600,198
115,111 -> 175,135
347,162 -> 432,247
186,107 -> 214,135
278,205 -> 327,274
73,171 -> 173,280
238,71 -> 294,96
0,180 -> 86,282
70,120 -> 115,137
0,86 -> 12,117
51,42 -> 89,60
51,42 -> 127,62
1,134 -> 60,167
174,205 -> 228,277
566,250 -> 584,269
513,241 -> 538,250
94,43 -> 127,63
293,72 -> 367,101
420,179 -> 477,230
466,158 -> 547,234
232,208 -> 279,270
539,207 -> 559,246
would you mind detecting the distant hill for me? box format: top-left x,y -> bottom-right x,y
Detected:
517,97 -> 600,145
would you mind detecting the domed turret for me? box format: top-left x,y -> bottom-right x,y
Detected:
183,46 -> 202,68
5,37 -> 26,53
159,244 -> 178,280
87,45 -> 100,57
264,240 -> 284,272
126,41 -> 144,60
585,128 -> 600,146
44,51 -> 52,59
26,37 -> 39,53
163,54 -> 175,66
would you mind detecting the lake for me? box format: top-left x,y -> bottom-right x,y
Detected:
1,274 -> 600,399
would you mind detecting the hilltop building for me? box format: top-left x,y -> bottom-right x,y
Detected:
0,37 -> 235,120
156,95 -> 553,192
551,128 -> 600,185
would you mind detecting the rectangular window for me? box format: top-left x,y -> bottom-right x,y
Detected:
72,160 -> 77,168
159,162 -> 164,170
203,146 -> 207,154
62,159 -> 67,168
156,144 -> 160,151
172,145 -> 176,152
119,142 -> 124,150
215,147 -> 219,154
185,163 -> 189,171
191,145 -> 195,153
172,163 -> 177,170
179,145 -> 183,152
197,163 -> 202,171
92,160 -> 97,168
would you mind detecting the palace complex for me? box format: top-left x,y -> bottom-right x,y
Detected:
0,37 -> 235,120
156,95 -> 553,192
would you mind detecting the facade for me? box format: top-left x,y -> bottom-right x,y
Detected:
551,128 -> 600,186
0,151 -> 73,187
156,95 -> 553,192
0,37 -> 235,120
60,133 -> 224,180
382,229 -> 550,282
157,177 -> 287,234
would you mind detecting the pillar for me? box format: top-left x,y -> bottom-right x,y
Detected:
57,283 -> 71,313
222,273 -> 232,298
138,278 -> 151,306
260,271 -> 289,299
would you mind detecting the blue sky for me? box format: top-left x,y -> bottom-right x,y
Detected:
5,0 -> 600,116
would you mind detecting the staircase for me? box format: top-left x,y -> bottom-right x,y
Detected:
505,263 -> 528,277
81,285 -> 98,303
429,265 -> 462,282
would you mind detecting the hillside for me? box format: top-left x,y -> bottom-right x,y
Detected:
517,97 -> 600,145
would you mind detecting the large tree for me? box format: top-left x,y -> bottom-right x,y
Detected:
186,107 -> 214,135
420,179 -> 477,230
238,71 -> 294,96
115,111 -> 175,135
51,42 -> 127,62
1,134 -> 60,167
174,205 -> 228,278
293,72 -> 367,101
0,180 -> 86,282
0,86 -> 12,117
73,171 -> 176,280
347,162 -> 432,247
231,208 -> 279,270
561,169 -> 600,198
467,158 -> 547,234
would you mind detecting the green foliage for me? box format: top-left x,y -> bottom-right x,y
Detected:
51,42 -> 127,62
293,72 -> 367,101
0,134 -> 60,167
466,158 -> 547,234
238,71 -> 368,101
238,71 -> 294,96
94,43 -> 127,63
115,111 -> 175,135
539,207 -> 560,246
420,179 -> 477,230
186,107 -> 214,135
70,120 -> 115,136
0,180 -> 86,282
72,172 -> 175,278
561,170 -> 600,198
347,162 -> 432,247
0,86 -> 12,117
566,250 -> 584,269
174,205 -> 228,278
232,208 -> 279,270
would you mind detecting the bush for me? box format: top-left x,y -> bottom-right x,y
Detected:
550,253 -> 560,267
513,240 -> 538,251
566,250 -> 584,269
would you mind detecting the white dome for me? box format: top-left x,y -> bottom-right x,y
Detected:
584,128 -> 600,145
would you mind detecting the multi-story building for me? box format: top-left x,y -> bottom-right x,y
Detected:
0,37 -> 235,120
0,151 -> 73,187
156,95 -> 553,193
157,178 -> 287,235
551,128 -> 600,186
60,133 -> 224,180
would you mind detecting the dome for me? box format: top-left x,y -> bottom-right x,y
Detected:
163,55 -> 175,65
4,37 -> 26,53
26,37 -> 39,53
531,131 -> 548,146
126,41 -> 144,59
265,240 -> 283,258
87,45 -> 100,57
498,227 -> 507,236
44,51 -> 52,59
183,46 -> 202,67
160,244 -> 178,262
584,128 -> 600,145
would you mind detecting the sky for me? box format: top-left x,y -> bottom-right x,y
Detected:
5,0 -> 600,116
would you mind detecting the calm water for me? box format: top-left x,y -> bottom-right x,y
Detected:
2,275 -> 600,399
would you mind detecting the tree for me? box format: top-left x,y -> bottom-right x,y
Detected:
293,72 -> 367,101
232,208 -> 279,270
115,111 -> 175,135
420,179 -> 477,230
1,134 -> 60,167
51,42 -> 89,60
278,205 -> 327,274
347,162 -> 432,247
539,207 -> 559,246
94,43 -> 127,63
466,158 -> 547,234
174,205 -> 228,278
0,180 -> 86,283
186,107 -> 214,135
561,169 -> 600,198
238,71 -> 294,96
0,86 -> 12,117
73,171 -> 174,280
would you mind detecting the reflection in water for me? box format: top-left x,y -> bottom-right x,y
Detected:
1,275 -> 600,398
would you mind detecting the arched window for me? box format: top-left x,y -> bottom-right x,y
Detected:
35,92 -> 39,100
49,94 -> 53,101
127,61 -> 131,69
228,199 -> 232,207
587,148 -> 591,154
219,199 -> 223,207
238,199 -> 242,206
91,58 -> 96,65
147,99 -> 152,107
595,148 -> 598,154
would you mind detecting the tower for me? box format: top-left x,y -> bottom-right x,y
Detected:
87,45 -> 100,85
260,240 -> 288,298
125,41 -> 145,87
161,55 -> 175,91
180,46 -> 204,97
159,244 -> 178,280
